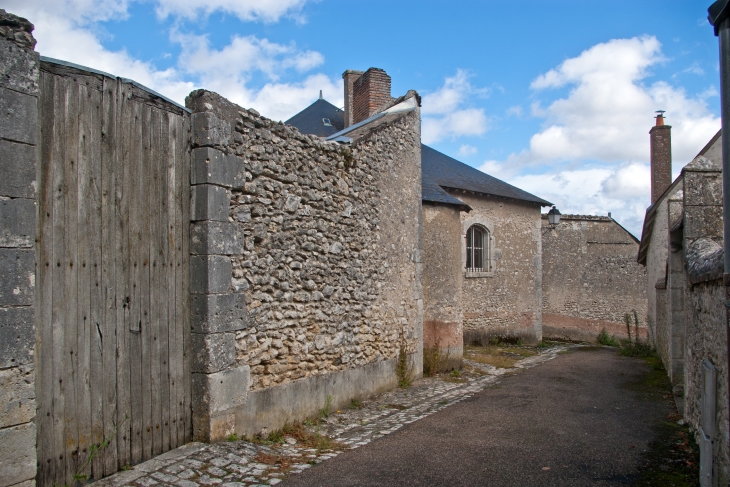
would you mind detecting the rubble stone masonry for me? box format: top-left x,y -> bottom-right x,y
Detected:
452,195 -> 543,344
186,89 -> 422,437
542,215 -> 647,342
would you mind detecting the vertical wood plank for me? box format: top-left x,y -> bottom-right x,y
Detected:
149,107 -> 164,457
116,81 -> 133,468
140,104 -> 153,461
51,75 -> 69,487
180,114 -> 192,443
75,83 -> 93,481
156,109 -> 171,455
163,111 -> 178,450
128,98 -> 143,465
63,77 -> 81,486
100,76 -> 119,476
84,84 -> 105,480
36,70 -> 56,487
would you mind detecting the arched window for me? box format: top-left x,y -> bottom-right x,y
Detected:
466,225 -> 490,272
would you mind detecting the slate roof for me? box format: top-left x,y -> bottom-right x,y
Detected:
421,145 -> 551,207
286,98 -> 551,208
284,99 -> 344,138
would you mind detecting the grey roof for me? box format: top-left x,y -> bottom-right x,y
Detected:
421,145 -> 552,207
285,99 -> 344,137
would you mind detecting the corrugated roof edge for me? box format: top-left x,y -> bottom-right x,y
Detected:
40,56 -> 191,114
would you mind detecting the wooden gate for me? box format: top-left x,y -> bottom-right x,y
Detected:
36,61 -> 191,486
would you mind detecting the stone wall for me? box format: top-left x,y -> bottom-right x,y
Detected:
683,275 -> 728,486
186,89 -> 422,437
422,203 -> 463,367
542,215 -> 647,342
450,194 -> 543,344
0,10 -> 38,487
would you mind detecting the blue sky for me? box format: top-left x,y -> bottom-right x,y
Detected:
9,0 -> 721,237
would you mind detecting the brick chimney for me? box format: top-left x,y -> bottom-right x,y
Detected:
342,70 -> 364,128
349,68 -> 392,125
650,111 -> 672,204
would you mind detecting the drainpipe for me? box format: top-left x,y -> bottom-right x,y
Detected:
708,0 -> 730,471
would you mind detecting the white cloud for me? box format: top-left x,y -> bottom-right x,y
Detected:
522,36 -> 719,166
421,70 -> 490,144
4,0 -> 334,119
154,0 -> 308,23
506,105 -> 523,117
509,163 -> 649,237
480,36 -> 720,237
458,144 -> 478,157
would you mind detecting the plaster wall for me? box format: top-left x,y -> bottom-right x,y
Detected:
448,193 -> 543,344
422,203 -> 463,366
542,216 -> 647,342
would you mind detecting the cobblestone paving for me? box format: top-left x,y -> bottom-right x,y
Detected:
94,345 -> 569,487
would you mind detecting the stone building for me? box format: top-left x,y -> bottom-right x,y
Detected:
638,116 -> 727,485
286,67 -> 553,362
541,214 -> 647,342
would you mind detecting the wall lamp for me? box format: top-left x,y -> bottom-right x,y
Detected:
542,206 -> 562,235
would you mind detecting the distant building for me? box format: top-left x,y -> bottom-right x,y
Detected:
541,214 -> 646,342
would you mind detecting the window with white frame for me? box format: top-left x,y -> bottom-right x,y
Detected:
466,224 -> 490,272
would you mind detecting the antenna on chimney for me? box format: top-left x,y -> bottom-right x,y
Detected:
319,90 -> 323,99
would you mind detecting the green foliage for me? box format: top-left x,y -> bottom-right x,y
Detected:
396,332 -> 414,388
319,394 -> 334,419
598,328 -> 620,347
619,339 -> 656,358
349,398 -> 363,409
227,433 -> 239,442
450,369 -> 461,378
423,340 -> 450,377
64,415 -> 129,485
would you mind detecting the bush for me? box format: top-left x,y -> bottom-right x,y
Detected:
598,328 -> 620,347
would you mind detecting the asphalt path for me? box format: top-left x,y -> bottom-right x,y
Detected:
281,347 -> 673,487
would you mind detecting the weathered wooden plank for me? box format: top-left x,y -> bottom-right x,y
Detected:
161,110 -> 176,451
39,61 -> 106,92
149,106 -> 164,457
75,82 -> 93,482
81,83 -> 105,480
128,98 -> 144,465
36,70 -> 56,487
100,75 -> 119,476
51,75 -> 70,487
115,80 -> 132,468
139,103 -> 153,462
62,78 -> 81,485
157,108 -> 171,455
179,114 -> 192,443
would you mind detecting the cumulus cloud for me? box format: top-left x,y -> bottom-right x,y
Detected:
154,0 -> 308,23
421,70 -> 490,144
4,0 -> 336,119
479,35 -> 720,237
458,144 -> 478,157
